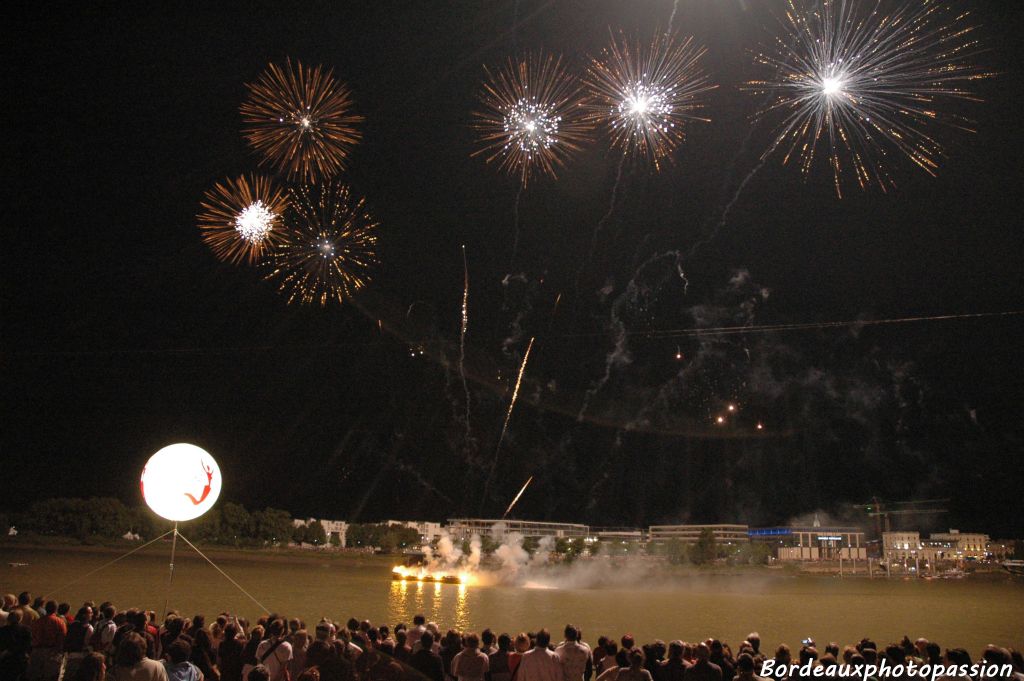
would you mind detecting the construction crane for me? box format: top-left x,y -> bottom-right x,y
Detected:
852,498 -> 950,537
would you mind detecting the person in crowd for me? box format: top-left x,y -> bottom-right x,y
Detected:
510,633 -> 532,676
733,654 -> 763,681
616,649 -> 653,681
452,632 -> 490,681
72,651 -> 107,681
28,599 -> 68,680
394,628 -> 413,663
617,638 -> 636,669
599,642 -> 619,674
440,630 -> 463,681
683,644 -> 722,681
219,623 -> 246,681
0,609 -> 33,680
411,632 -> 446,681
556,625 -> 592,681
660,641 -> 691,681
191,627 -> 221,681
709,641 -> 734,681
249,665 -> 271,681
165,638 -> 203,681
17,594 -> 39,626
291,629 -> 311,678
65,605 -> 94,653
516,629 -> 563,681
113,632 -> 168,681
255,618 -> 294,681
487,633 -> 514,681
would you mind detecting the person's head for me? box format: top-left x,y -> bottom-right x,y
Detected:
498,633 -> 512,652
736,654 -> 755,675
605,641 -> 618,656
58,602 -> 71,616
77,606 -> 93,622
249,665 -> 271,681
825,643 -> 839,658
629,648 -> 644,669
249,625 -> 266,644
696,644 -> 710,662
359,620 -> 372,633
799,647 -> 818,666
420,632 -> 435,650
294,630 -> 310,649
1010,650 -> 1024,674
17,592 -> 31,606
842,646 -> 858,664
747,633 -> 761,654
849,654 -> 866,669
535,629 -> 551,649
564,625 -> 579,642
668,641 -> 684,660
72,652 -> 106,681
413,614 -> 426,627
268,618 -> 286,638
346,618 -> 359,632
195,628 -> 215,651
316,619 -> 336,641
378,640 -> 395,657
396,630 -> 407,646
925,642 -> 941,664
307,640 -> 335,668
982,646 -> 1012,668
115,632 -> 148,668
819,655 -> 838,669
515,633 -> 531,654
621,634 -> 635,650
482,629 -> 495,648
945,648 -> 971,667
884,644 -> 905,666
862,648 -> 878,665
380,625 -> 390,639
2,594 -> 15,609
167,639 -> 192,665
191,614 -> 205,630
225,624 -> 241,642
773,644 -> 790,665
102,605 -> 115,620
464,633 -> 480,650
44,600 -> 58,615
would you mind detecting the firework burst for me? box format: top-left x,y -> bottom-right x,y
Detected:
265,183 -> 378,306
585,30 -> 715,168
472,53 -> 590,186
197,174 -> 288,265
748,0 -> 992,197
241,58 -> 363,182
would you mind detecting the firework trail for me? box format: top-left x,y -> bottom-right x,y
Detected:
502,475 -> 534,519
459,245 -> 472,441
578,252 -> 685,421
748,0 -> 992,197
666,0 -> 680,35
510,184 -> 525,266
481,336 -> 535,512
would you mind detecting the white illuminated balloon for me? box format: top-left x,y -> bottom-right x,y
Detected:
140,443 -> 222,521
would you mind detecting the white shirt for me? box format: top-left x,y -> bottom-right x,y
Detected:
254,638 -> 293,681
517,647 -> 564,681
556,641 -> 592,681
452,649 -> 490,681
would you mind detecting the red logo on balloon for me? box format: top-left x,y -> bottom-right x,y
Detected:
185,462 -> 214,506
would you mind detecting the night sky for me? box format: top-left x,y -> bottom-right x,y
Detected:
6,2 -> 1023,536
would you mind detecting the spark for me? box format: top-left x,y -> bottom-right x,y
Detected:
264,183 -> 378,306
502,475 -> 534,519
727,404 -> 736,412
747,0 -> 992,197
498,336 -> 535,450
473,53 -> 590,186
197,174 -> 288,265
241,58 -> 363,182
716,416 -> 725,424
757,423 -> 765,430
459,245 -> 472,439
585,29 -> 716,168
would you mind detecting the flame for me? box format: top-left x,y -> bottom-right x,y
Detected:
391,565 -> 476,586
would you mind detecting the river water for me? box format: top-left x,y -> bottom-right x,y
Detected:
3,546 -> 1020,653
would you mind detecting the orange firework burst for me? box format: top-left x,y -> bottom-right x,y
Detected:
197,174 -> 289,265
240,58 -> 363,182
264,183 -> 378,306
472,53 -> 590,187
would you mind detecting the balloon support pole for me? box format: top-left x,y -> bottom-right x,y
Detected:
163,522 -> 178,616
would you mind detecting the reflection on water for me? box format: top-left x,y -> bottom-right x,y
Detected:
3,547 -> 1021,653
